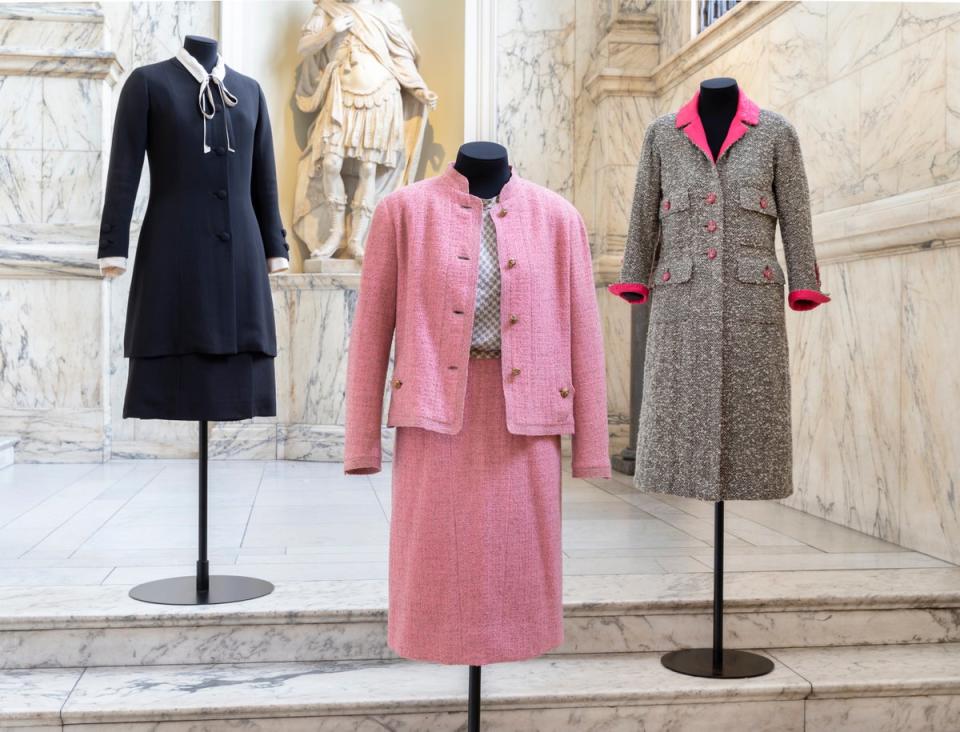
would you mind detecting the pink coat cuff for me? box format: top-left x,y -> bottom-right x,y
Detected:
608,282 -> 650,304
788,290 -> 831,311
344,455 -> 382,475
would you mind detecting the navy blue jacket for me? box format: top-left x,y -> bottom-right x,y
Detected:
99,58 -> 288,357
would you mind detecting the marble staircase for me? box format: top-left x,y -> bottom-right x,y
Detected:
3,567 -> 960,729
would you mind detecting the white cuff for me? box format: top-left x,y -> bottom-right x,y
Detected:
99,257 -> 127,277
267,257 -> 289,273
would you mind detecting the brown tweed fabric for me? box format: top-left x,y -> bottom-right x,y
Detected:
619,103 -> 827,501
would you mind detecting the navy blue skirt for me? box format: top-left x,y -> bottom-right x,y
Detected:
123,352 -> 276,421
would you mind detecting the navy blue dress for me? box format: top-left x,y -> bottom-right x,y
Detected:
100,58 -> 288,421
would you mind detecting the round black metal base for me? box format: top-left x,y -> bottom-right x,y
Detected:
129,575 -> 274,605
662,649 -> 775,679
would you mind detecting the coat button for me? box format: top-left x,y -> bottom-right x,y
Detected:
392,378 -> 403,389
706,192 -> 717,204
498,208 -> 508,218
763,266 -> 774,281
511,367 -> 521,376
706,220 -> 717,232
215,146 -> 226,156
507,258 -> 517,269
559,387 -> 570,398
509,314 -> 518,324
707,247 -> 717,260
218,232 -> 231,242
760,196 -> 768,209
102,223 -> 113,232
662,200 -> 671,212
662,270 -> 671,282
215,189 -> 227,200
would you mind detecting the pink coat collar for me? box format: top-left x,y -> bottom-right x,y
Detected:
675,89 -> 760,164
439,163 -> 523,202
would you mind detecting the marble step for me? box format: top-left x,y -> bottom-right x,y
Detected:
0,435 -> 16,469
7,643 -> 960,731
2,567 -> 960,669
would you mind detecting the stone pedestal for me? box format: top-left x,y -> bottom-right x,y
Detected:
302,258 -> 362,275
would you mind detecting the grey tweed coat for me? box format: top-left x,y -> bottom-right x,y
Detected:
610,90 -> 829,501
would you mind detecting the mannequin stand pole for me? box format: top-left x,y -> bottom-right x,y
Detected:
661,501 -> 774,678
468,665 -> 481,732
129,421 -> 274,605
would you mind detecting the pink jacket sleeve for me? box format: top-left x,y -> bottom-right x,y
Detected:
344,200 -> 398,475
569,213 -> 612,479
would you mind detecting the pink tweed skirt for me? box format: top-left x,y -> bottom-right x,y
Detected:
388,357 -> 564,665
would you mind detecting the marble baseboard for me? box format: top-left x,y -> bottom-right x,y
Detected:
0,408 -> 105,463
279,424 -> 394,463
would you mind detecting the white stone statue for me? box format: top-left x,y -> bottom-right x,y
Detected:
293,0 -> 437,262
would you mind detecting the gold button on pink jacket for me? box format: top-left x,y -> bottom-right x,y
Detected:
344,165 -> 611,479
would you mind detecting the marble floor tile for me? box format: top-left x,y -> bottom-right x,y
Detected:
0,461 -> 951,590
104,561 -> 390,586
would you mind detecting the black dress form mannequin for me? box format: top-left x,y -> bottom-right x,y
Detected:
451,140 -> 511,732
126,34 -> 274,608
455,141 -> 511,198
659,80 -> 773,680
183,35 -> 218,72
698,77 -> 739,161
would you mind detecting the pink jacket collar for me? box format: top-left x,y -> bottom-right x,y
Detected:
675,89 -> 760,164
439,163 -> 523,202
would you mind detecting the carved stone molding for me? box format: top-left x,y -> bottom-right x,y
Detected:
0,47 -> 122,82
812,181 -> 960,265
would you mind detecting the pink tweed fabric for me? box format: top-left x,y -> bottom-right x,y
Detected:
388,357 -> 563,665
344,164 -> 611,480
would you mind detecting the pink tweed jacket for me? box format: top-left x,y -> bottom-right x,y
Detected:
344,165 -> 611,478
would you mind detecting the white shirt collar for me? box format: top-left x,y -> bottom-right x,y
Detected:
176,46 -> 227,83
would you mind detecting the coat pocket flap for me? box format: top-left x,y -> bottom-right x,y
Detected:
653,256 -> 694,286
736,253 -> 785,285
659,189 -> 690,218
739,186 -> 777,217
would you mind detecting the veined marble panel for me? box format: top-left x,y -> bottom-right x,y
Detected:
900,2 -> 960,46
41,77 -> 101,152
656,0 -> 691,60
497,3 -> 575,199
784,256 -> 901,544
900,246 -> 960,564
0,278 -> 104,410
767,2 -> 827,110
948,25 -> 960,150
0,77 -> 43,151
860,29 -> 946,178
281,283 -> 355,427
825,0 -> 902,82
0,150 -> 42,225
782,69 -> 858,216
40,150 -> 101,223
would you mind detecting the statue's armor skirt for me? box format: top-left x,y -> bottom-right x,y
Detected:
319,77 -> 405,167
